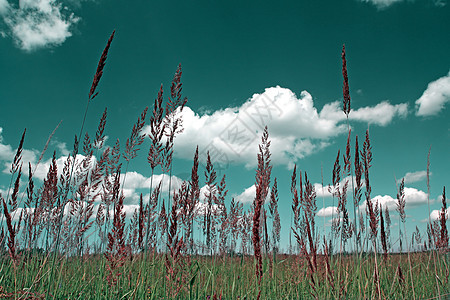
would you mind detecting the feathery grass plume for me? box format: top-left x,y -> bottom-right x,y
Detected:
412,226 -> 422,251
165,184 -> 186,298
341,207 -> 353,252
147,85 -> 165,172
162,64 -> 189,210
343,129 -> 351,176
146,182 -> 164,251
342,44 -> 351,117
104,164 -> 127,287
124,106 -> 148,163
229,197 -> 243,254
354,136 -> 364,250
354,136 -> 363,206
384,205 -> 391,251
215,174 -> 229,255
89,30 -> 115,101
269,177 -> 281,253
94,107 -> 108,150
331,150 -> 341,200
204,151 -> 217,250
2,198 -> 18,263
396,178 -> 406,224
138,193 -> 145,250
302,172 -> 317,238
361,128 -> 381,297
186,146 -> 200,253
10,128 -> 26,174
24,162 -> 34,250
159,199 -> 168,249
380,204 -> 388,261
9,164 -> 21,212
253,126 -> 272,292
291,164 -> 300,232
41,151 -> 58,250
437,186 -> 448,251
323,236 -> 335,291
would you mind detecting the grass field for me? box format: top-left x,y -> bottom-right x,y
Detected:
0,32 -> 449,299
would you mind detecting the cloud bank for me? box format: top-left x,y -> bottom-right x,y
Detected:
159,86 -> 409,170
415,71 -> 450,117
0,0 -> 79,51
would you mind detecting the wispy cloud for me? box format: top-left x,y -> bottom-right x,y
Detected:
401,170 -> 429,184
0,0 -> 79,51
320,100 -> 408,126
359,0 -> 405,9
155,86 -> 408,170
415,71 -> 450,117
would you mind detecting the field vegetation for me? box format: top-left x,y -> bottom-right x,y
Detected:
0,31 -> 449,299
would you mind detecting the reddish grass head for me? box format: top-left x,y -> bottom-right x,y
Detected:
89,30 -> 115,101
342,44 -> 351,117
11,128 -> 26,174
396,178 -> 406,224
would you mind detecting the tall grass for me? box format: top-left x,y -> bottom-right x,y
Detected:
0,37 -> 448,299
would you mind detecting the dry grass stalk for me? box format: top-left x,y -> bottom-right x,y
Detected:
204,151 -> 217,250
342,44 -> 351,117
229,197 -> 243,253
10,128 -> 26,175
89,30 -> 115,101
252,126 -> 272,290
186,146 -> 200,253
2,198 -> 19,264
165,185 -> 187,298
269,178 -> 281,253
291,164 -> 300,231
380,204 -> 388,261
104,165 -> 127,287
437,187 -> 448,251
124,106 -> 148,163
214,174 -> 229,255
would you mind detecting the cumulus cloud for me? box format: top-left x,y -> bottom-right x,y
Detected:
430,209 -> 449,221
155,86 -> 408,170
401,170 -> 428,184
359,187 -> 428,211
233,184 -> 272,204
234,184 -> 256,204
317,206 -> 338,217
0,0 -> 79,51
0,0 -> 10,15
415,71 -> 450,116
359,0 -> 405,9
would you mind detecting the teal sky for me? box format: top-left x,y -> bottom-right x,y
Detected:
0,0 -> 449,252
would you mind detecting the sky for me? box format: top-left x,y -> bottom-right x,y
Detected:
0,0 -> 449,253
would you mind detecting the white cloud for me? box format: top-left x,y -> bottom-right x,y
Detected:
0,0 -> 10,15
155,86 -> 408,170
430,209 -> 449,221
359,187 -> 428,211
235,184 -> 256,204
401,170 -> 428,184
1,0 -> 79,51
415,71 -> 450,116
317,206 -> 338,217
320,101 -> 408,126
359,0 -> 405,9
233,184 -> 271,204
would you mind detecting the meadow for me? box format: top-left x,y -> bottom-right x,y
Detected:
0,31 -> 449,299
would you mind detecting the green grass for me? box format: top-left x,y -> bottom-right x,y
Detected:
0,251 -> 448,299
